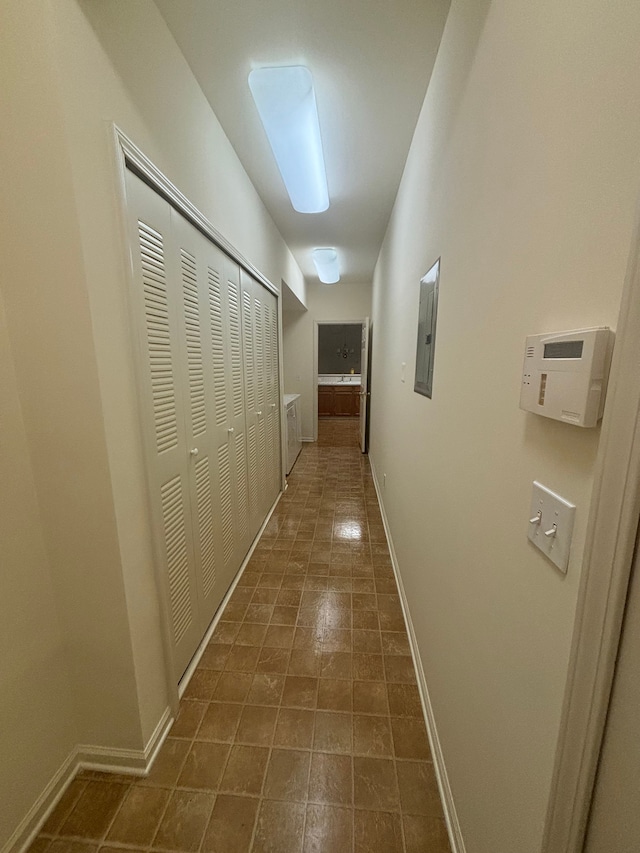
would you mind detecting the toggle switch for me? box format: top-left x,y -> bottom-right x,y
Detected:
527,481 -> 576,573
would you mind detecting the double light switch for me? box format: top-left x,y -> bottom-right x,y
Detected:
528,481 -> 576,573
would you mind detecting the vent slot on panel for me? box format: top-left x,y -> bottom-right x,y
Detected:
248,422 -> 258,515
181,250 -> 206,437
217,444 -> 234,564
139,221 -> 178,454
208,266 -> 227,426
243,291 -> 255,411
160,475 -> 193,643
526,346 -> 535,358
235,432 -> 249,538
255,297 -> 264,407
194,457 -> 216,598
228,280 -> 244,419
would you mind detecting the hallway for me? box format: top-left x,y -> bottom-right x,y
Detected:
30,422 -> 450,853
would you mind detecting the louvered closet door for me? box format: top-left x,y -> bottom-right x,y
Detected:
241,271 -> 281,525
262,291 -> 282,501
223,260 -> 252,560
125,171 -> 201,678
170,210 -> 229,628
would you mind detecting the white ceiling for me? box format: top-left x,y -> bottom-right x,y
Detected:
154,0 -> 450,286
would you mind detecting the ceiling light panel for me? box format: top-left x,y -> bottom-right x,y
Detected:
248,65 -> 329,214
313,248 -> 340,283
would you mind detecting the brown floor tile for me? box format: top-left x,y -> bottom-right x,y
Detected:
397,761 -> 443,815
152,790 -> 213,851
391,717 -> 431,760
48,842 -> 97,853
211,672 -> 253,703
252,800 -> 305,853
353,715 -> 393,757
234,622 -> 268,646
281,676 -> 318,709
199,643 -> 231,670
320,651 -> 352,680
403,814 -> 451,853
352,653 -> 385,681
106,786 -> 169,846
219,745 -> 269,795
387,683 -> 423,718
201,794 -> 259,853
235,705 -> 278,745
247,673 -> 285,705
384,654 -> 417,684
171,700 -> 208,739
197,703 -> 242,743
353,681 -> 389,715
308,753 -> 352,806
244,604 -> 274,624
183,670 -> 220,701
314,711 -> 353,754
256,647 -> 291,674
224,645 -> 261,673
263,749 -> 311,802
139,738 -> 190,788
303,804 -> 353,853
380,632 -> 411,656
353,809 -> 403,852
353,757 -> 400,812
177,741 -> 230,790
274,708 -> 316,749
288,649 -> 322,677
59,781 -> 130,839
212,622 -> 241,644
317,678 -> 352,712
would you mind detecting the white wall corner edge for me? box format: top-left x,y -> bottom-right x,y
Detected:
4,706 -> 173,853
369,454 -> 466,853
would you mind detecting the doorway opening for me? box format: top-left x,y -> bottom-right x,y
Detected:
313,319 -> 370,452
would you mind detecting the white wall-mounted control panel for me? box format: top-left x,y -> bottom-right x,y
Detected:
520,327 -> 613,427
528,481 -> 576,573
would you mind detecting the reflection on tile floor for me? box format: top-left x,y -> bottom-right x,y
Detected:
31,420 -> 451,853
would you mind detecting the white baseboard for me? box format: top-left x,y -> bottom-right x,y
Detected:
369,455 -> 466,853
5,705 -> 173,853
301,436 -> 314,442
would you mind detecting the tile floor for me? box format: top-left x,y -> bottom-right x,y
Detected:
31,419 -> 451,853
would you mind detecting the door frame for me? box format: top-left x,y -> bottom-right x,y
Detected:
112,125 -> 285,709
313,318 -> 369,441
542,201 -> 640,853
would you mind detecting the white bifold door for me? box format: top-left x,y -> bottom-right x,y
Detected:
125,170 -> 280,680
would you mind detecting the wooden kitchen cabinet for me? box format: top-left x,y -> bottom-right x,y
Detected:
318,385 -> 361,417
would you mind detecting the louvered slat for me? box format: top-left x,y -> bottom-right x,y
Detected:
248,422 -> 258,515
228,281 -> 243,419
139,221 -> 178,454
255,296 -> 264,407
235,431 -> 249,538
194,457 -> 216,598
208,266 -> 227,426
243,291 -> 255,411
217,445 -> 234,564
181,249 -> 206,437
160,475 -> 193,643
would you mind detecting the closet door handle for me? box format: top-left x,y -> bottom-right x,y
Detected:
227,427 -> 235,435
256,411 -> 263,417
189,447 -> 199,457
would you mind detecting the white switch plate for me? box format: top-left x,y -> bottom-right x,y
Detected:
528,481 -> 576,573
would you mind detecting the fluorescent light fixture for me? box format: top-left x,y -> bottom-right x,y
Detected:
312,248 -> 340,284
248,65 -> 329,214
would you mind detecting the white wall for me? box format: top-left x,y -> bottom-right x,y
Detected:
369,1 -> 640,851
0,0 -> 306,845
0,292 -> 78,851
283,281 -> 372,438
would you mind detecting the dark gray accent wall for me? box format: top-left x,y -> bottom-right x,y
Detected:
318,324 -> 362,374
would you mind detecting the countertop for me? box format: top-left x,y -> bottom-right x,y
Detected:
318,374 -> 362,386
